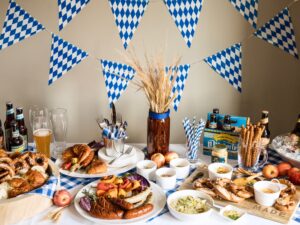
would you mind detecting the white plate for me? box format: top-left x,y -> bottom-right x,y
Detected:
55,145 -> 145,178
74,181 -> 166,224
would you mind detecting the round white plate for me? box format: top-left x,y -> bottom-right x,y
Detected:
74,181 -> 166,224
55,145 -> 144,178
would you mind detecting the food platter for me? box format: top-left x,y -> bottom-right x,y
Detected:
56,145 -> 145,178
180,165 -> 300,224
270,134 -> 300,167
74,180 -> 166,224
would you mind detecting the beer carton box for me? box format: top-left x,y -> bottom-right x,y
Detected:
203,113 -> 248,160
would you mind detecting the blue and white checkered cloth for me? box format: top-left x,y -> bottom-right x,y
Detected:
204,43 -> 242,92
29,176 -> 58,198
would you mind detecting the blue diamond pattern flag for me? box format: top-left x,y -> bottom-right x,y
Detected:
254,7 -> 298,59
169,64 -> 190,111
101,60 -> 135,106
0,1 -> 45,50
229,0 -> 259,28
49,33 -> 88,85
204,43 -> 242,92
58,0 -> 91,31
109,0 -> 149,49
164,0 -> 203,48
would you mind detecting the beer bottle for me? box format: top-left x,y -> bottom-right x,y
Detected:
0,119 -> 4,149
223,115 -> 232,131
291,114 -> 300,136
213,108 -> 219,114
209,113 -> 217,129
213,108 -> 220,129
260,110 -> 271,146
9,121 -> 24,153
16,107 -> 28,151
4,102 -> 15,150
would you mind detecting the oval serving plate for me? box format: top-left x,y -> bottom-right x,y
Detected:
55,145 -> 145,178
74,180 -> 166,224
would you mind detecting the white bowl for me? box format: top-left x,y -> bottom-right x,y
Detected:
220,205 -> 246,222
208,163 -> 233,180
155,167 -> 176,190
167,190 -> 214,221
170,158 -> 190,179
254,181 -> 281,206
136,160 -> 157,181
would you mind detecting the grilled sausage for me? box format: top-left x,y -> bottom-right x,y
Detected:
109,198 -> 134,210
123,204 -> 154,219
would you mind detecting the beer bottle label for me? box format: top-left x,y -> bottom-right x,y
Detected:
261,118 -> 268,124
6,108 -> 14,115
11,144 -> 24,153
209,122 -> 217,129
12,130 -> 19,138
0,136 -> 4,149
20,134 -> 28,150
16,114 -> 24,120
223,124 -> 231,131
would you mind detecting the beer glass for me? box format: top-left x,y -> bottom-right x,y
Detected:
50,108 -> 68,157
32,112 -> 52,157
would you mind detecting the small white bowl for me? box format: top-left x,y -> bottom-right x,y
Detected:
254,181 -> 281,206
155,167 -> 176,190
136,160 -> 157,181
170,158 -> 190,179
208,163 -> 233,180
167,190 -> 213,221
220,205 -> 246,222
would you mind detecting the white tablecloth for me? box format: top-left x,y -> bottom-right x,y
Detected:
15,144 -> 299,225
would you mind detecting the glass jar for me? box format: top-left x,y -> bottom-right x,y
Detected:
211,144 -> 228,163
147,110 -> 170,157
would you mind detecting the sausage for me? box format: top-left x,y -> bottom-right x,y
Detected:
109,198 -> 134,210
123,204 -> 154,219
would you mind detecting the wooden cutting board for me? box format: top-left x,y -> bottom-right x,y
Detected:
179,165 -> 300,224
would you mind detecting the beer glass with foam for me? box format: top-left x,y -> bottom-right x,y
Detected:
32,113 -> 52,157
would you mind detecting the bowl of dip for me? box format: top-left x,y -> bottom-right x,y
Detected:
208,162 -> 233,180
167,190 -> 213,221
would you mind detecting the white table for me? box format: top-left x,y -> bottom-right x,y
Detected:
15,144 -> 299,225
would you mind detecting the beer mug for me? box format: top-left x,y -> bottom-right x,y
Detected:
31,110 -> 52,158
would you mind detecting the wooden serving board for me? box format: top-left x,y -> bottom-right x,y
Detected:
0,160 -> 60,225
179,165 -> 300,224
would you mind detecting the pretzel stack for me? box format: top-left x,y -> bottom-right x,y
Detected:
240,122 -> 265,168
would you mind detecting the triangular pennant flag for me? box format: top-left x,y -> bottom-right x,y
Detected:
169,64 -> 190,111
254,7 -> 298,58
0,1 -> 45,50
228,0 -> 259,28
109,0 -> 149,49
101,60 -> 135,106
49,33 -> 88,85
58,0 -> 90,31
164,0 -> 203,48
204,43 -> 242,92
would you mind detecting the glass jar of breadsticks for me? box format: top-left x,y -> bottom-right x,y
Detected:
238,122 -> 268,171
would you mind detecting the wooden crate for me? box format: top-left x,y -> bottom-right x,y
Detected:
180,165 -> 300,224
0,160 -> 60,225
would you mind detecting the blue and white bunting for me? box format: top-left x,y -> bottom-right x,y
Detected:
254,8 -> 298,59
49,33 -> 88,85
204,43 -> 242,92
0,1 -> 45,50
170,64 -> 190,111
228,0 -> 259,28
58,0 -> 91,31
109,0 -> 149,49
101,60 -> 135,106
164,0 -> 203,48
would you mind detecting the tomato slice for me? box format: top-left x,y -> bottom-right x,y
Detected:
97,182 -> 115,191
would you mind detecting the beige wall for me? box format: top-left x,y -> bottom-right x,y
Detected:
0,0 -> 299,144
